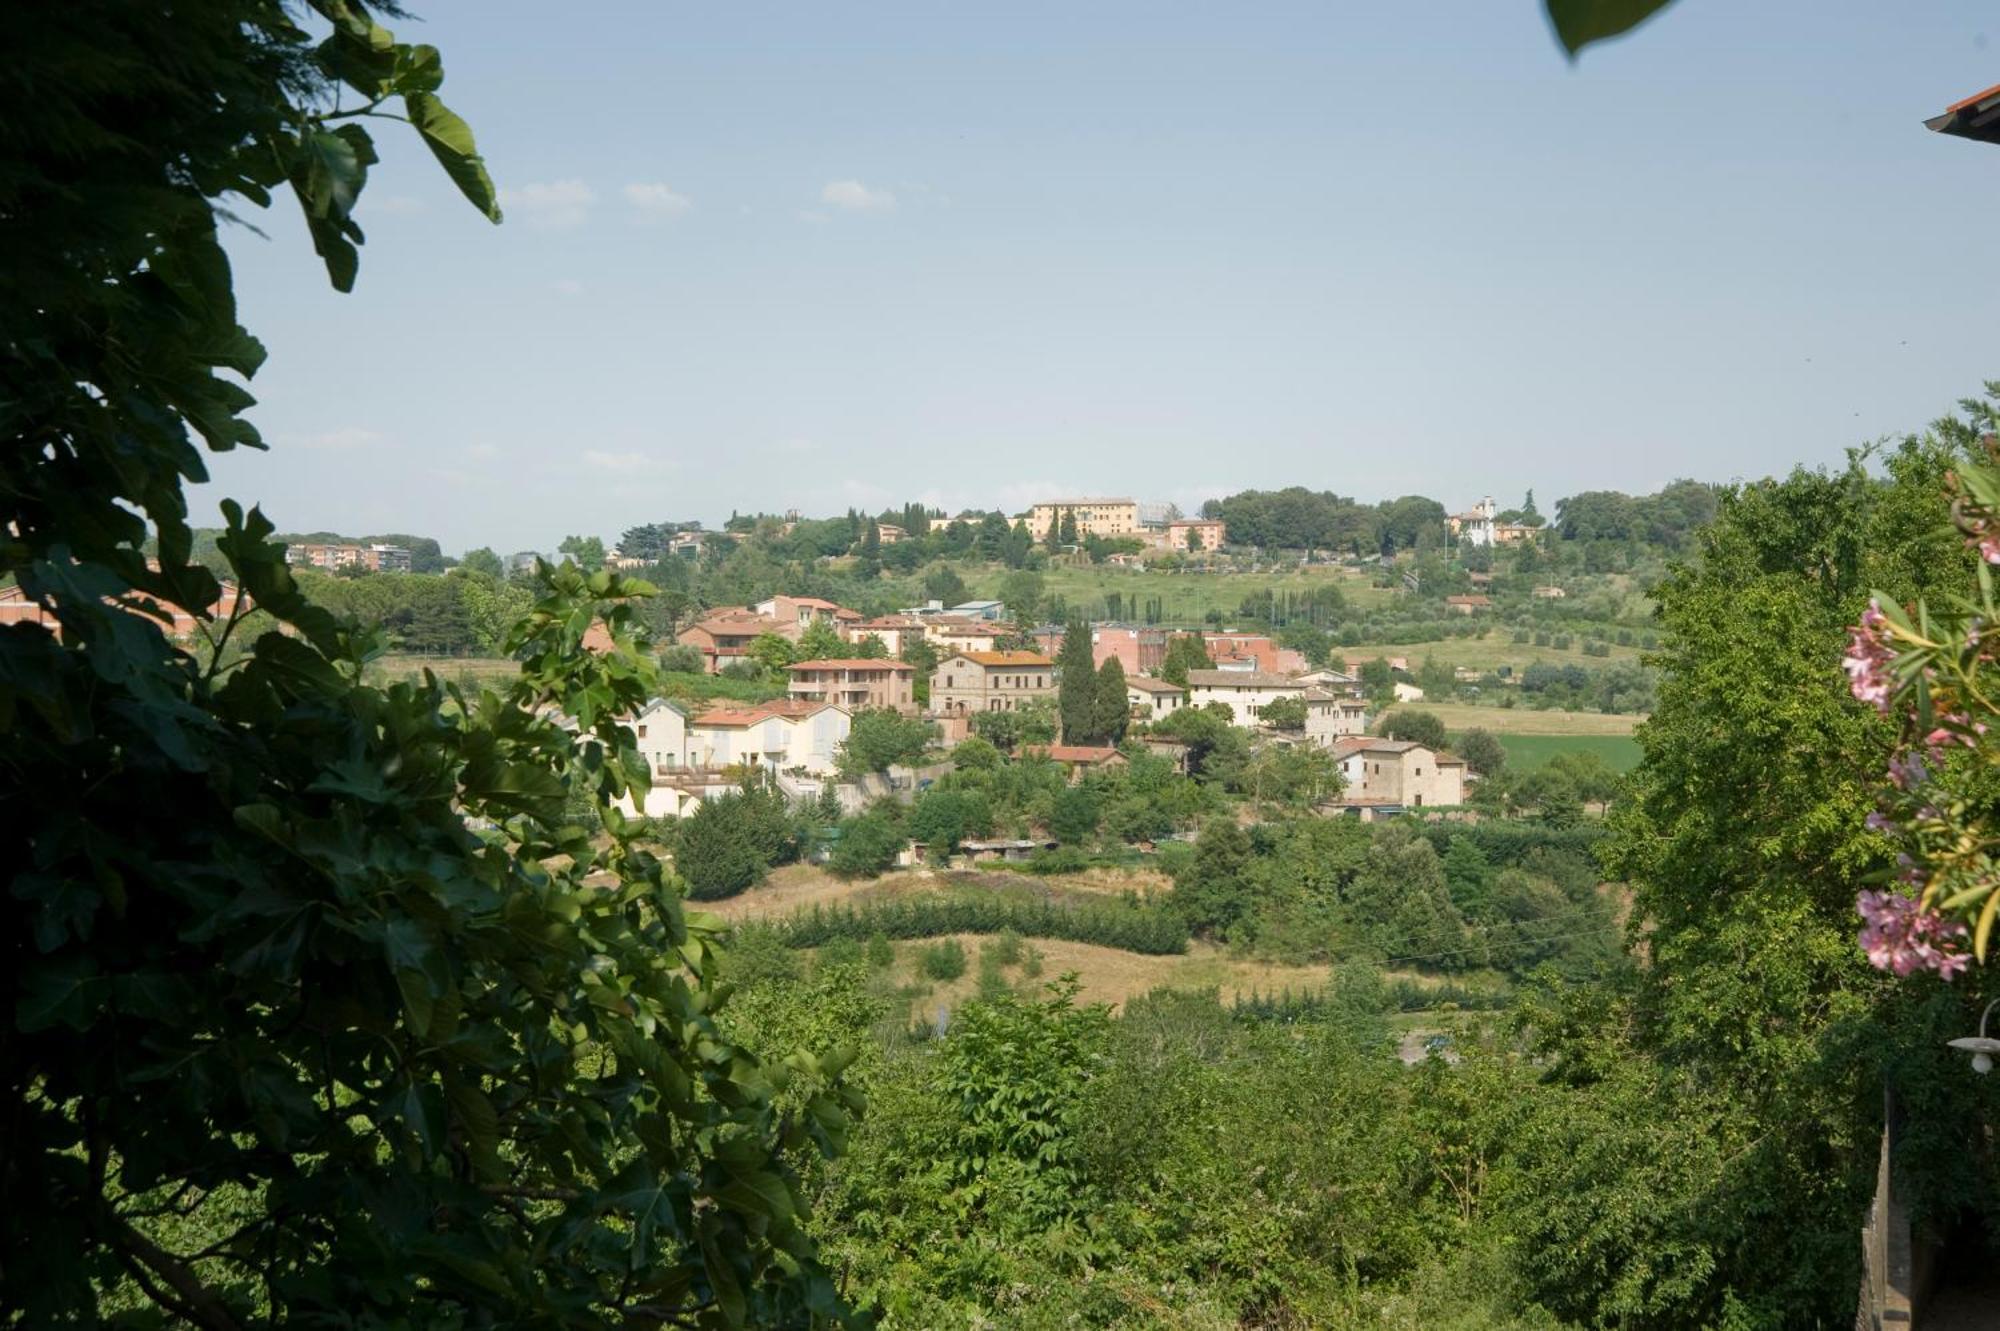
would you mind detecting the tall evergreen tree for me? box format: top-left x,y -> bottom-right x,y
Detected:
1093,656 -> 1130,744
1056,618 -> 1098,741
856,521 -> 882,579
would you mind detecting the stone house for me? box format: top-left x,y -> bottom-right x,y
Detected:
1126,675 -> 1187,722
932,650 -> 1055,715
1184,669 -> 1306,727
1331,737 -> 1466,809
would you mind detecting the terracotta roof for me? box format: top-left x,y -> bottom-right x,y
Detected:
1332,736 -> 1423,755
1125,676 -> 1186,693
788,658 -> 914,672
1184,669 -> 1300,688
954,650 -> 1053,667
693,699 -> 838,728
1023,744 -> 1124,764
1033,497 -> 1134,506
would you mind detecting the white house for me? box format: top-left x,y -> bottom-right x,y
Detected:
688,700 -> 851,776
1125,675 -> 1187,722
1184,669 -> 1305,727
630,697 -> 691,774
1393,681 -> 1426,703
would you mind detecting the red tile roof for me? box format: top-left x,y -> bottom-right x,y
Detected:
788,658 -> 914,672
1023,744 -> 1124,764
954,650 -> 1053,667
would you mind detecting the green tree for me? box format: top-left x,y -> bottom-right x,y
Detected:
999,569 -> 1044,626
1092,655 -> 1131,744
676,792 -> 768,899
1258,695 -> 1308,730
2,10 -> 859,1324
1157,632 -> 1212,686
458,545 -> 504,578
1170,819 -> 1257,937
830,808 -> 906,877
924,563 -> 969,606
1357,655 -> 1394,701
1383,708 -> 1448,751
854,521 -> 882,579
1056,618 -> 1098,742
1345,825 -> 1470,969
1455,727 -> 1507,777
837,708 -> 937,776
747,629 -> 798,674
794,618 -> 844,661
557,533 -> 606,571
1048,785 -> 1102,844
909,789 -> 992,854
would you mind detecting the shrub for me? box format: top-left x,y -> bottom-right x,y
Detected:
919,939 -> 968,981
866,931 -> 896,969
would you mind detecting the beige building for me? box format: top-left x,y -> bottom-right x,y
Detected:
1444,595 -> 1493,615
923,615 -> 1010,654
1165,518 -> 1226,552
689,699 -> 851,776
1332,737 -> 1466,809
1303,689 -> 1368,744
845,615 -> 926,655
1125,675 -> 1187,722
1183,669 -> 1305,727
753,595 -> 861,632
787,658 -> 917,713
933,650 -> 1055,715
1027,498 -> 1140,540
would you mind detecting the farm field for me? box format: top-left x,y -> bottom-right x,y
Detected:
710,865 -> 1497,1015
1376,701 -> 1642,736
1334,629 -> 1643,673
964,563 -> 1397,626
1494,733 -> 1643,773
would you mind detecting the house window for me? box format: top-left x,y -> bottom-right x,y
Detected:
637,725 -> 647,737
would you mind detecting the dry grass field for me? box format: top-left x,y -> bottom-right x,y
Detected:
1375,701 -> 1642,736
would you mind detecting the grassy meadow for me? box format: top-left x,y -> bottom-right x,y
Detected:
964,562 -> 1397,626
1495,733 -> 1643,773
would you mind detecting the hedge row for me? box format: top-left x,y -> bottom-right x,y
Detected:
774,894 -> 1188,956
1413,819 -> 1606,868
1230,978 -> 1511,1024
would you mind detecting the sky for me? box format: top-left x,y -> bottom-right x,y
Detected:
199,1 -> 2000,555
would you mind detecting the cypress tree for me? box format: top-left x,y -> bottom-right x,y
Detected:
1056,617 -> 1097,741
1093,655 -> 1130,744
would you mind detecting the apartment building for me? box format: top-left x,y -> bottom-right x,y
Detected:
932,650 -> 1056,714
286,542 -> 412,572
754,595 -> 861,632
1302,689 -> 1368,743
787,658 -> 917,713
688,699 -> 851,776
923,615 -> 1011,654
845,615 -> 926,655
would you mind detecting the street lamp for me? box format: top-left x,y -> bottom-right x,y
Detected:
1947,998 -> 2000,1075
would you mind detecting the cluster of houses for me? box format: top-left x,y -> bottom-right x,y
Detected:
285,541 -> 413,572
634,592 -> 1469,822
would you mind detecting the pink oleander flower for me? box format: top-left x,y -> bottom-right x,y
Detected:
1980,534 -> 2000,565
1857,888 -> 1970,979
1843,602 -> 1895,712
1887,750 -> 1929,790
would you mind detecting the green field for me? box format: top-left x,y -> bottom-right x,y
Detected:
963,563 -> 1396,626
1380,701 -> 1640,736
1494,733 -> 1643,772
1336,630 -> 1642,673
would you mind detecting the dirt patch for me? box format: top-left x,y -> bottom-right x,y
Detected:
701,862 -> 1173,924
876,934 -> 1339,1013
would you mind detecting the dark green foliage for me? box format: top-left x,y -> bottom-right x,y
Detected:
917,939 -> 968,981
1258,694 -> 1309,730
3,6 -> 858,1324
1055,617 -> 1096,741
1156,632 -> 1212,686
1455,726 -> 1507,776
829,808 -> 907,878
1047,785 -> 1102,844
673,777 -> 801,899
775,894 -> 1188,955
1092,655 -> 1130,743
837,707 -> 936,776
907,788 -> 992,854
1383,708 -> 1448,750
1170,819 -> 1257,938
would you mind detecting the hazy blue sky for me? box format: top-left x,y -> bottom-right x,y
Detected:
200,1 -> 2000,554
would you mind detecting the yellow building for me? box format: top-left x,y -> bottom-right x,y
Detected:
1027,498 -> 1140,540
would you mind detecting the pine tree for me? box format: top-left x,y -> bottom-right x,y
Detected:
1056,618 -> 1098,741
1093,656 -> 1130,744
1058,509 -> 1079,547
856,521 -> 882,579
